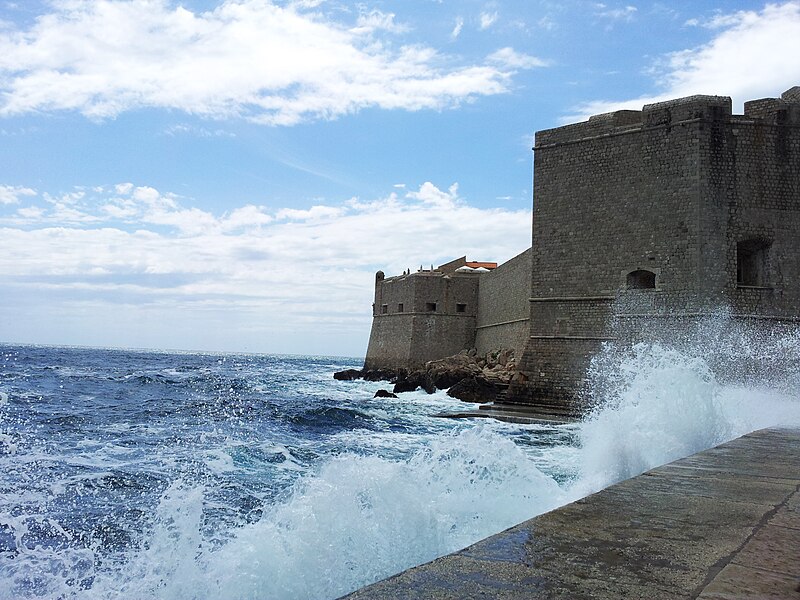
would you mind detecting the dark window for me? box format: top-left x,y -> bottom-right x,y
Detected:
456,303 -> 467,313
381,304 -> 388,314
397,303 -> 404,312
737,239 -> 771,286
626,269 -> 656,290
425,302 -> 437,312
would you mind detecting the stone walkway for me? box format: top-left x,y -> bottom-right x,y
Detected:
342,428 -> 800,599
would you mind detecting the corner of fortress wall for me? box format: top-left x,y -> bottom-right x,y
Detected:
362,87 -> 800,414
505,87 -> 800,413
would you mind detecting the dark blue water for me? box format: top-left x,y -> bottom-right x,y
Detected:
4,336 -> 797,599
0,344 -> 577,599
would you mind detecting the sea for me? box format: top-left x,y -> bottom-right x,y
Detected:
1,330 -> 799,599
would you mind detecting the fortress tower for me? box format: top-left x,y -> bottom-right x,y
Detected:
506,87 -> 800,414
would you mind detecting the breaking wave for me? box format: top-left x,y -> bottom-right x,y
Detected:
1,317 -> 799,599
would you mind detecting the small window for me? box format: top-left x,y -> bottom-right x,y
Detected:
425,302 -> 437,312
456,303 -> 467,313
737,239 -> 771,286
381,304 -> 388,314
397,303 -> 404,312
626,269 -> 656,290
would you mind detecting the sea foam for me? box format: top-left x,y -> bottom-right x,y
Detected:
1,324 -> 799,600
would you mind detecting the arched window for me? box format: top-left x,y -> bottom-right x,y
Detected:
626,269 -> 656,290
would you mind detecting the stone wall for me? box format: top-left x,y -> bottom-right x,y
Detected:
508,88 -> 800,412
361,87 -> 800,411
364,270 -> 480,370
475,248 -> 531,355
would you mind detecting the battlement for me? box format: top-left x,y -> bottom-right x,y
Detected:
536,88 -> 800,148
744,87 -> 800,124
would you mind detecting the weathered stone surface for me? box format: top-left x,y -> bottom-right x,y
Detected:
373,389 -> 398,398
508,87 -> 800,413
342,427 -> 800,600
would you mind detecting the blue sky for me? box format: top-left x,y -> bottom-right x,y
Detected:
1,0 -> 799,356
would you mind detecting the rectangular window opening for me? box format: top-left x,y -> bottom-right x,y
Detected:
397,303 -> 404,312
456,303 -> 467,313
381,304 -> 388,314
737,239 -> 770,286
425,302 -> 437,312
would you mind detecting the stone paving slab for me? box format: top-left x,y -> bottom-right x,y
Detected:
342,428 -> 800,599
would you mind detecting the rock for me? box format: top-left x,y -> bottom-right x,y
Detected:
333,368 -> 363,381
374,389 -> 398,398
335,368 -> 407,382
362,369 -> 403,382
446,377 -> 504,403
393,371 -> 435,394
339,348 -> 519,399
497,350 -> 509,366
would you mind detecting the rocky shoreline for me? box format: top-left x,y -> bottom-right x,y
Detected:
334,348 -> 518,403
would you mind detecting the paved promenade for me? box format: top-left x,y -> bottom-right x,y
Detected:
343,428 -> 800,599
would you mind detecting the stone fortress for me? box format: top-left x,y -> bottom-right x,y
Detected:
361,86 -> 800,416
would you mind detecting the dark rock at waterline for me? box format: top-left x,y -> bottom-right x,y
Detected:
446,377 -> 505,403
334,349 -> 518,403
373,389 -> 398,398
392,371 -> 435,394
333,368 -> 403,382
333,369 -> 363,381
362,369 -> 402,382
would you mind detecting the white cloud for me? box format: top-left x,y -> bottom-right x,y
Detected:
567,2 -> 800,122
405,181 -> 459,208
0,184 -> 36,204
221,205 -> 274,231
451,16 -> 464,39
0,181 -> 531,353
594,4 -> 637,23
16,206 -> 44,219
351,9 -> 408,35
0,0 -> 536,125
164,123 -> 236,138
537,16 -> 556,31
487,47 -> 548,69
479,11 -> 498,30
275,205 -> 345,221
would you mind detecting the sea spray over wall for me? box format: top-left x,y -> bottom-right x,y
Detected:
575,311 -> 800,495
576,343 -> 731,493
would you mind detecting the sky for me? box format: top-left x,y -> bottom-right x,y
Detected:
1,1 -> 799,357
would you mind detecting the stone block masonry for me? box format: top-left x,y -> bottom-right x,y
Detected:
506,87 -> 800,413
359,86 -> 800,413
364,253 -> 531,371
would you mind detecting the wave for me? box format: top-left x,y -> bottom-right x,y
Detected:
1,317 -> 799,600
85,427 -> 565,600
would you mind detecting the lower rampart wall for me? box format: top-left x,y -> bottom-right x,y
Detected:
475,248 -> 532,356
363,314 -> 415,370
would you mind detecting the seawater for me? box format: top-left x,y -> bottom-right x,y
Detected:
1,335 -> 799,599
